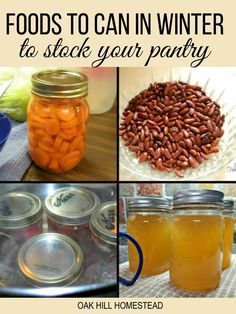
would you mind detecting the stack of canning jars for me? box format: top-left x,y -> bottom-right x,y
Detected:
126,189 -> 235,292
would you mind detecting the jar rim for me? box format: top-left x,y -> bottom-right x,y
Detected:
173,203 -> 224,210
31,69 -> 88,99
127,196 -> 170,210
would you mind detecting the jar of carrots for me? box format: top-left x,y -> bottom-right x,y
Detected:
27,69 -> 89,173
170,189 -> 224,292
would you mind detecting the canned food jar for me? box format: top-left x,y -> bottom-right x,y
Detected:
89,201 -> 117,282
0,233 -> 19,287
126,197 -> 170,276
0,192 -> 43,244
27,69 -> 89,173
18,233 -> 84,287
45,187 -> 100,241
170,189 -> 224,292
222,198 -> 235,270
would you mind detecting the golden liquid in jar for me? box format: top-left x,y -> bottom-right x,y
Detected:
127,213 -> 169,276
222,215 -> 234,270
169,215 -> 224,292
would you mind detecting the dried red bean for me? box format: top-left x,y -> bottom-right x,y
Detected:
175,170 -> 184,178
139,152 -> 148,162
188,155 -> 199,168
184,138 -> 193,149
156,158 -> 165,171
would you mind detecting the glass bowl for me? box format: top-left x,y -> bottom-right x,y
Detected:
119,67 -> 236,181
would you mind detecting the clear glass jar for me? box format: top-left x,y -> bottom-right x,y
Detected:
0,192 -> 43,245
27,69 -> 89,173
88,201 -> 117,283
170,189 -> 224,292
222,198 -> 235,270
126,197 -> 170,276
45,186 -> 100,241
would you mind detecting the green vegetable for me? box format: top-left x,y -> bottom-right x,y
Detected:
0,77 -> 31,121
0,68 -> 38,122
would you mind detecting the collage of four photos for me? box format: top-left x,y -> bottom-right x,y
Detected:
0,66 -> 236,297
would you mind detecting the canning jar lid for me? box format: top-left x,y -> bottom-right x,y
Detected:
223,198 -> 234,213
173,189 -> 224,206
32,69 -> 88,98
127,197 -> 170,212
18,233 -> 83,287
45,187 -> 100,225
0,192 -> 42,228
90,201 -> 117,245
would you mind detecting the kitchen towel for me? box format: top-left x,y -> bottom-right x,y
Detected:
119,255 -> 236,297
0,122 -> 31,181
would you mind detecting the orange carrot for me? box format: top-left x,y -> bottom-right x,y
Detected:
68,137 -> 80,153
58,141 -> 69,154
38,142 -> 57,153
40,136 -> 54,146
59,131 -> 75,141
34,102 -> 50,118
50,151 -> 64,159
34,128 -> 48,139
28,121 -> 45,129
60,150 -> 80,165
53,136 -> 63,150
56,105 -> 76,121
61,117 -> 78,129
45,119 -> 60,135
30,115 -> 47,125
30,148 -> 50,167
62,157 -> 81,171
63,127 -> 78,136
48,158 -> 60,171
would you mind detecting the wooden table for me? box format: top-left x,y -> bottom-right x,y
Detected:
23,103 -> 117,181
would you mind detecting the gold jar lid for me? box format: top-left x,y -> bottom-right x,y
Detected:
45,187 -> 100,225
32,69 -> 88,98
18,233 -> 84,287
0,192 -> 42,228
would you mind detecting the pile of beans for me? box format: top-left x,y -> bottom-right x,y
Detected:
120,81 -> 225,177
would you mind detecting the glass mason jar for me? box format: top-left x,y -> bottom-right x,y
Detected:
170,189 -> 224,292
27,69 -> 89,173
126,197 -> 170,276
0,192 -> 43,245
222,198 -> 235,270
89,201 -> 117,283
45,186 -> 100,241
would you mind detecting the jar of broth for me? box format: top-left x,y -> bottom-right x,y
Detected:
126,197 -> 170,276
170,189 -> 224,292
222,198 -> 235,270
27,69 -> 89,173
45,187 -> 100,241
0,192 -> 43,245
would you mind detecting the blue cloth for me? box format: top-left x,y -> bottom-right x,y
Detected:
0,122 -> 31,181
